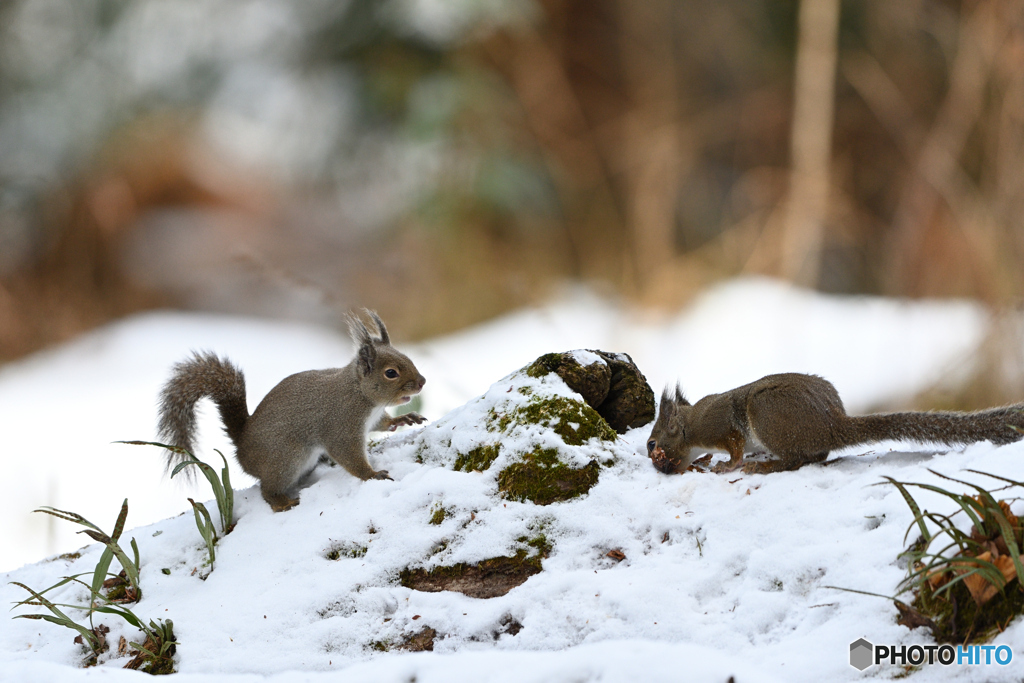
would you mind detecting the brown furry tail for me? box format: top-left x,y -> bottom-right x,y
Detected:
157,351 -> 249,475
843,405 -> 1024,449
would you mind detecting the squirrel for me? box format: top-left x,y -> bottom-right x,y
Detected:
646,373 -> 1024,475
157,310 -> 426,511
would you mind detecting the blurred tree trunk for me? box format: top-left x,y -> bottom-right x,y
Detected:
483,11 -> 628,286
780,0 -> 841,287
884,0 -> 1012,300
617,0 -> 682,290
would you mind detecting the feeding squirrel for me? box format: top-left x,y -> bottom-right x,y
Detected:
646,373 -> 1024,475
157,310 -> 426,511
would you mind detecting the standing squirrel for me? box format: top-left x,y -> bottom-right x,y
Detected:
157,310 -> 426,511
646,373 -> 1024,475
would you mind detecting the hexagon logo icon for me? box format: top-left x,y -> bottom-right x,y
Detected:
850,638 -> 874,671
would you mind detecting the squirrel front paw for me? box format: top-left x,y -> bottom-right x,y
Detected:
711,459 -> 743,474
371,469 -> 393,481
387,412 -> 427,431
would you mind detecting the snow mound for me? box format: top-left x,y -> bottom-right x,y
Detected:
5,360 -> 1024,680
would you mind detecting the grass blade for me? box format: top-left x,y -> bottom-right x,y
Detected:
879,476 -> 931,544
90,547 -> 114,601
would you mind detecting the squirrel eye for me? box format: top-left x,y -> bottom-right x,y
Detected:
384,368 -> 399,379
646,440 -> 656,453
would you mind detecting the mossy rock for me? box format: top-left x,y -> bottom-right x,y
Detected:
453,444 -> 501,472
451,394 -> 615,475
498,395 -> 617,446
525,350 -> 655,433
527,352 -> 610,407
497,447 -> 600,505
596,351 -> 656,432
400,538 -> 550,599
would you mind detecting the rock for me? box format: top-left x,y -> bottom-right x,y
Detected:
526,351 -> 610,407
526,350 -> 655,433
400,538 -> 550,599
498,447 -> 600,505
398,627 -> 437,652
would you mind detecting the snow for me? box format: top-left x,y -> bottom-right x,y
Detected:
1,276 -> 1021,681
567,350 -> 604,367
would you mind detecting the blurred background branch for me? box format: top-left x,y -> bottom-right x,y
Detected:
1,0 -> 1023,406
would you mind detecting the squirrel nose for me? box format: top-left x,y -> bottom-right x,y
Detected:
417,376 -> 426,390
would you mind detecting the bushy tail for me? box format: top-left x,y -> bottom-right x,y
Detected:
157,351 -> 249,476
844,405 -> 1024,449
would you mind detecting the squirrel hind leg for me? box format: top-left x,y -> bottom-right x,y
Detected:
263,489 -> 300,512
742,451 -> 828,475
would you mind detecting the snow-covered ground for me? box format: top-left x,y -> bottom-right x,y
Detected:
1,276 -> 1021,681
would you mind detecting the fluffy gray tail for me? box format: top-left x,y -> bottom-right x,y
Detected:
844,405 -> 1024,449
157,351 -> 249,475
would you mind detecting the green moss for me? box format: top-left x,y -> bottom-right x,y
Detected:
102,571 -> 139,603
517,386 -> 532,395
106,583 -> 130,602
486,407 -> 512,432
517,533 -> 553,557
139,651 -> 176,675
498,447 -> 601,505
512,396 -> 616,445
913,579 -> 1024,643
325,542 -> 368,560
429,505 -> 453,525
453,444 -> 501,472
525,353 -> 563,378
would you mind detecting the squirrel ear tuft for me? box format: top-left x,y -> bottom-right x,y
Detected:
660,386 -> 677,414
364,309 -> 390,346
347,312 -> 372,347
674,383 -> 689,406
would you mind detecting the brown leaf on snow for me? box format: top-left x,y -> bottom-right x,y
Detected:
606,549 -> 626,562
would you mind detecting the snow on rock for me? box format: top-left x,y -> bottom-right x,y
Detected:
568,350 -> 604,367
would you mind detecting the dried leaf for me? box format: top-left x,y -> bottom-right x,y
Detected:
994,554 -> 1017,585
957,552 -> 1000,606
926,569 -> 950,590
606,549 -> 626,562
